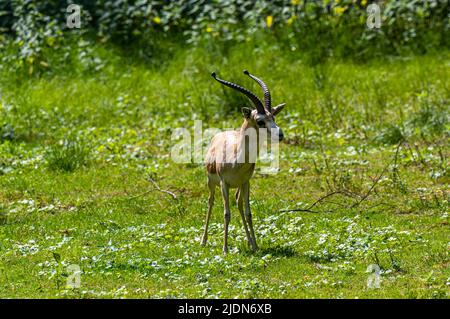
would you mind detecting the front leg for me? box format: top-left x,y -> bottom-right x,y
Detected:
243,181 -> 257,251
221,181 -> 231,254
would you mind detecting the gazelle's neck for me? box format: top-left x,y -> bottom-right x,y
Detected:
236,119 -> 260,164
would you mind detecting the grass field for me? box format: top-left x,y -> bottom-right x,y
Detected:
0,41 -> 448,298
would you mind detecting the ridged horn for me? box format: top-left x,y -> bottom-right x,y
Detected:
211,72 -> 265,114
243,70 -> 271,112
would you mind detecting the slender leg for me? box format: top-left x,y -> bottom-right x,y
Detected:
236,188 -> 252,248
243,181 -> 257,251
221,181 -> 230,254
201,181 -> 215,246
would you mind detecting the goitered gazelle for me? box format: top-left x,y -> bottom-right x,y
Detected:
202,70 -> 285,254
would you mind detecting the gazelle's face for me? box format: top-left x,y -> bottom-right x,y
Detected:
212,69 -> 286,143
243,107 -> 285,142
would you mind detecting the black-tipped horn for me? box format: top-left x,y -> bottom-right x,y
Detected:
243,70 -> 271,112
211,72 -> 265,114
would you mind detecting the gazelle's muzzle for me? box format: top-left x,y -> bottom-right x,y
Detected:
278,129 -> 284,142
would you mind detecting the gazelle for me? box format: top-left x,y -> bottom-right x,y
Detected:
201,70 -> 285,254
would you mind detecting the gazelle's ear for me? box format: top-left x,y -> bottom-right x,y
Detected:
272,103 -> 285,116
242,107 -> 252,119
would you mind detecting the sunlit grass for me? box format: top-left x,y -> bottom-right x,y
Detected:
0,41 -> 448,298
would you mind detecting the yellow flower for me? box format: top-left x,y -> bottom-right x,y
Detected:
152,16 -> 161,24
287,16 -> 296,26
333,6 -> 347,15
266,15 -> 273,28
206,26 -> 213,33
291,0 -> 301,5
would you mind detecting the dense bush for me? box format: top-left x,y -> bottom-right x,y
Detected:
0,0 -> 448,73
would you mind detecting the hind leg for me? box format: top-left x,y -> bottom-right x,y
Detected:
201,179 -> 215,246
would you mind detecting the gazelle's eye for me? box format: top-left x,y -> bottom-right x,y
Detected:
256,120 -> 265,127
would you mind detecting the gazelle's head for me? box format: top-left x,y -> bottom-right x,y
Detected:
211,70 -> 285,142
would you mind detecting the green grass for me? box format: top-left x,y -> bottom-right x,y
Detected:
0,40 -> 448,298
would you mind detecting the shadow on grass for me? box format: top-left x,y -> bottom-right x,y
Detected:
253,245 -> 299,258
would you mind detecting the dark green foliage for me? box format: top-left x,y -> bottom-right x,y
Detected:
0,0 -> 448,73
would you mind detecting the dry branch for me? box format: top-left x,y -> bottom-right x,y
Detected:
280,140 -> 404,213
129,177 -> 177,200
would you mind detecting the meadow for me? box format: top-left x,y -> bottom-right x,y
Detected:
0,40 -> 448,298
0,0 -> 449,299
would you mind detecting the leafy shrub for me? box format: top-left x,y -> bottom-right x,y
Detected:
0,0 -> 448,73
1,1 -> 62,74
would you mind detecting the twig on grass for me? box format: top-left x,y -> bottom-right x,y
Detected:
279,191 -> 347,213
129,177 -> 178,200
146,177 -> 178,200
350,139 -> 403,208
